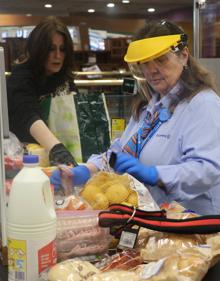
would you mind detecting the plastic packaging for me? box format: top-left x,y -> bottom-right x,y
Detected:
135,246 -> 212,281
87,270 -> 140,281
137,228 -> 206,262
7,155 -> 57,281
96,249 -> 142,272
47,259 -> 99,281
55,195 -> 91,211
56,210 -> 111,261
80,171 -> 159,211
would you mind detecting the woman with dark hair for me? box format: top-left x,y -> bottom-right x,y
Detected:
7,16 -> 79,166
51,20 -> 220,215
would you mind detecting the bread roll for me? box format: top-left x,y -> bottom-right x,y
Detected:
136,247 -> 211,281
48,260 -> 99,281
138,228 -> 206,262
87,270 -> 140,281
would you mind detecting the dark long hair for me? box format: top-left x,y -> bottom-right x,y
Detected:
25,16 -> 74,80
131,20 -> 218,119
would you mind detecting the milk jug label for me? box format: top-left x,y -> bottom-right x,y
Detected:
8,239 -> 26,281
8,238 -> 57,281
38,240 -> 57,273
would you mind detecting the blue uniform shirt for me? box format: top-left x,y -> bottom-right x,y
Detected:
88,88 -> 220,215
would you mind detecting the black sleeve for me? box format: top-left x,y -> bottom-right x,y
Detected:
7,64 -> 43,143
69,79 -> 79,94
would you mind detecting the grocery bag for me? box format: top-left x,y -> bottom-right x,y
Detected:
74,90 -> 111,162
48,90 -> 82,163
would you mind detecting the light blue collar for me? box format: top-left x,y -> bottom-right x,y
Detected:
146,81 -> 184,116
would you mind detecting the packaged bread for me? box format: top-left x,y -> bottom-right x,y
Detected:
48,259 -> 100,281
160,201 -> 199,219
136,201 -> 208,262
87,270 -> 141,281
135,246 -> 212,281
206,233 -> 220,267
137,227 -> 206,262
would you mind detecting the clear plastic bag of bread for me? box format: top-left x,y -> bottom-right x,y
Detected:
136,201 -> 209,262
47,259 -> 100,281
160,201 -> 199,219
205,233 -> 220,267
137,227 -> 207,262
87,270 -> 141,281
80,171 -> 159,210
135,246 -> 212,281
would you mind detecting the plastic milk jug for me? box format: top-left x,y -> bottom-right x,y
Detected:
7,155 -> 57,281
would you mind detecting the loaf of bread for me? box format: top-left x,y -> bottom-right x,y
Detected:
137,227 -> 206,262
48,260 -> 100,281
135,247 -> 212,281
87,270 -> 141,281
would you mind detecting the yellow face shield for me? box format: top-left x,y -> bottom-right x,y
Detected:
124,34 -> 187,100
124,34 -> 183,63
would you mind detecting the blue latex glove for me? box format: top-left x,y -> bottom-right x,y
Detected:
50,165 -> 91,191
114,152 -> 158,186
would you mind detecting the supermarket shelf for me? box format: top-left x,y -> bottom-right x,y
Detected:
75,79 -> 124,86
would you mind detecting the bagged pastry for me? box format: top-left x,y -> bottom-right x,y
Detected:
48,259 -> 100,281
135,246 -> 212,281
87,270 -> 141,281
206,233 -> 220,266
137,227 -> 206,262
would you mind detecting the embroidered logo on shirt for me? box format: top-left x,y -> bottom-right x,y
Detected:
156,134 -> 170,139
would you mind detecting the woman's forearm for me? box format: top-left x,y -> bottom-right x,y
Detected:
30,119 -> 60,151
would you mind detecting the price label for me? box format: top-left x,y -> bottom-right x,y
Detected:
118,228 -> 139,249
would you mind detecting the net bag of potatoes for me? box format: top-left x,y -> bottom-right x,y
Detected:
80,171 -> 159,211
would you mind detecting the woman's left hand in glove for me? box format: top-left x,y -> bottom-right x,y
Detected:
50,165 -> 91,191
49,143 -> 78,166
114,152 -> 158,186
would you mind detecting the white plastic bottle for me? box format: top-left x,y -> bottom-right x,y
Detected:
7,155 -> 57,281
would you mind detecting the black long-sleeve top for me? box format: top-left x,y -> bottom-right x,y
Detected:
7,61 -> 73,143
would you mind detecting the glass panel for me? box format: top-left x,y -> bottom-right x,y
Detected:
199,0 -> 220,58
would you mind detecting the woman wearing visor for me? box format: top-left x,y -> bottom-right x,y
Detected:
51,20 -> 220,215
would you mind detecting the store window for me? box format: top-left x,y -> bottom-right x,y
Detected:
0,25 -> 80,43
198,0 -> 220,58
